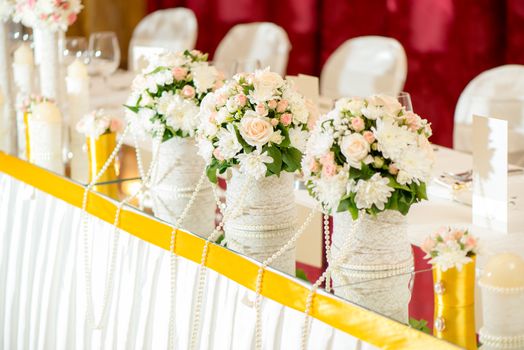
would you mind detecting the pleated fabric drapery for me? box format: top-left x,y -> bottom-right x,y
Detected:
0,173 -> 377,349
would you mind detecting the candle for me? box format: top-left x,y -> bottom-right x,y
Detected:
12,44 -> 34,95
67,59 -> 88,80
27,101 -> 63,174
66,59 -> 90,183
14,44 -> 34,66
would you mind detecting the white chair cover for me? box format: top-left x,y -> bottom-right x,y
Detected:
213,22 -> 291,76
454,64 -> 524,166
128,8 -> 198,71
320,36 -> 407,99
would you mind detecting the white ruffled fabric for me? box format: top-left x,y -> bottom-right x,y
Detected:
225,171 -> 297,274
0,172 -> 377,350
331,210 -> 413,323
150,137 -> 215,236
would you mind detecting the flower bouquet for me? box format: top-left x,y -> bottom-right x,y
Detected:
196,68 -> 311,273
423,227 -> 479,349
302,94 -> 434,322
126,50 -> 223,234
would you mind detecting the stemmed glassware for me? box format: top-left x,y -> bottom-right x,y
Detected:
63,36 -> 88,66
398,91 -> 413,112
87,31 -> 121,82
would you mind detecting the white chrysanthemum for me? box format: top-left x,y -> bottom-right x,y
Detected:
237,149 -> 273,179
138,108 -> 159,133
152,69 -> 174,87
430,241 -> 472,272
289,127 -> 309,152
307,130 -> 334,157
372,117 -> 416,161
291,101 -> 309,124
192,63 -> 218,93
160,94 -> 199,135
354,173 -> 394,210
395,145 -> 433,185
216,124 -> 242,159
197,137 -> 214,164
313,172 -> 348,211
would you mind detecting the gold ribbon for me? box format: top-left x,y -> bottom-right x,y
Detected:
433,257 -> 477,349
23,112 -> 31,161
86,132 -> 119,199
0,151 -> 460,350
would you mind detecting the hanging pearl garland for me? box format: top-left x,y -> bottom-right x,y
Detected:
253,204 -> 320,350
323,214 -> 332,293
300,215 -> 359,350
188,176 -> 252,350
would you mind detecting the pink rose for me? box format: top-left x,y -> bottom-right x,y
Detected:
280,113 -> 292,126
213,80 -> 224,90
213,148 -> 224,161
351,117 -> 365,132
270,118 -> 279,126
389,164 -> 399,175
181,85 -> 196,99
268,100 -> 278,109
421,237 -> 436,254
172,67 -> 188,81
363,131 -> 375,144
404,111 -> 421,131
276,99 -> 288,113
235,94 -> 247,107
255,104 -> 268,116
319,152 -> 335,165
67,13 -> 77,25
309,158 -> 320,173
216,94 -> 227,106
322,163 -> 337,177
109,118 -> 124,133
446,229 -> 464,242
465,235 -> 477,250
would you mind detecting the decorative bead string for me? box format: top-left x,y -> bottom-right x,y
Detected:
253,205 -> 320,350
323,214 -> 332,293
167,170 -> 207,350
188,176 -> 253,350
478,281 -> 524,294
330,262 -> 414,280
479,332 -> 524,349
300,215 -> 360,350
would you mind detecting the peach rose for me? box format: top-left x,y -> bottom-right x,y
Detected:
322,163 -> 337,177
181,85 -> 196,98
235,94 -> 247,107
268,99 -> 278,109
421,237 -> 436,254
280,113 -> 292,126
363,131 -> 375,144
276,99 -> 288,113
172,67 -> 188,81
255,104 -> 268,116
213,147 -> 224,161
109,118 -> 124,133
239,112 -> 274,147
340,133 -> 370,169
351,116 -> 365,132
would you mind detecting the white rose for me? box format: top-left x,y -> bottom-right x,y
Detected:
340,133 -> 370,169
289,127 -> 309,153
269,130 -> 284,144
291,101 -> 309,124
192,63 -> 218,93
239,111 -> 274,147
251,68 -> 284,102
347,99 -> 365,117
226,97 -> 239,113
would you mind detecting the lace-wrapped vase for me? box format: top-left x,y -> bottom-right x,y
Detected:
225,171 -> 297,274
331,210 -> 413,323
33,27 -> 63,103
150,137 -> 215,236
27,115 -> 64,174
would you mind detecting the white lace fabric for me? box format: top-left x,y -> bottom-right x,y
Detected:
150,137 -> 215,235
27,119 -> 64,175
225,171 -> 297,274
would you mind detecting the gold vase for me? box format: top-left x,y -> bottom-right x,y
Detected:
433,257 -> 477,349
87,132 -> 118,199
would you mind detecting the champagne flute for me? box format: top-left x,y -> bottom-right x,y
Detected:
232,58 -> 262,75
88,31 -> 121,83
398,91 -> 413,112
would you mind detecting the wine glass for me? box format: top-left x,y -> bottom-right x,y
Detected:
398,92 -> 413,112
232,58 -> 262,75
63,36 -> 88,66
88,31 -> 121,82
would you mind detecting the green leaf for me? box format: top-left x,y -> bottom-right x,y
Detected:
389,177 -> 411,191
417,182 -> 428,200
124,104 -> 139,113
266,145 -> 282,175
233,126 -> 254,154
409,318 -> 431,334
282,147 -> 302,172
295,268 -> 309,282
206,161 -> 219,183
145,66 -> 169,75
337,198 -> 351,212
277,125 -> 291,148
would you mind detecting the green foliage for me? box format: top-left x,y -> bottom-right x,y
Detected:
265,145 -> 282,176
409,318 -> 431,334
295,268 -> 309,282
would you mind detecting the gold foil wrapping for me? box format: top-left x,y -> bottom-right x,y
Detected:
433,257 -> 477,349
23,112 -> 31,161
87,132 -> 118,198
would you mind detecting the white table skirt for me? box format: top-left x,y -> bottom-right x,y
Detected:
0,173 -> 377,350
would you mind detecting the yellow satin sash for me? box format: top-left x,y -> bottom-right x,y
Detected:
23,112 -> 31,161
86,132 -> 118,199
433,257 -> 477,349
0,151 -> 460,350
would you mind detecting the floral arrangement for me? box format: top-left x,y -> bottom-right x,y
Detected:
302,94 -> 434,218
196,68 -> 312,182
18,94 -> 54,114
76,109 -> 124,139
422,227 -> 479,271
125,50 -> 223,142
0,0 -> 15,21
14,0 -> 82,32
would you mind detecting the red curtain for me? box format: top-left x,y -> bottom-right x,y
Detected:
146,0 -> 524,146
